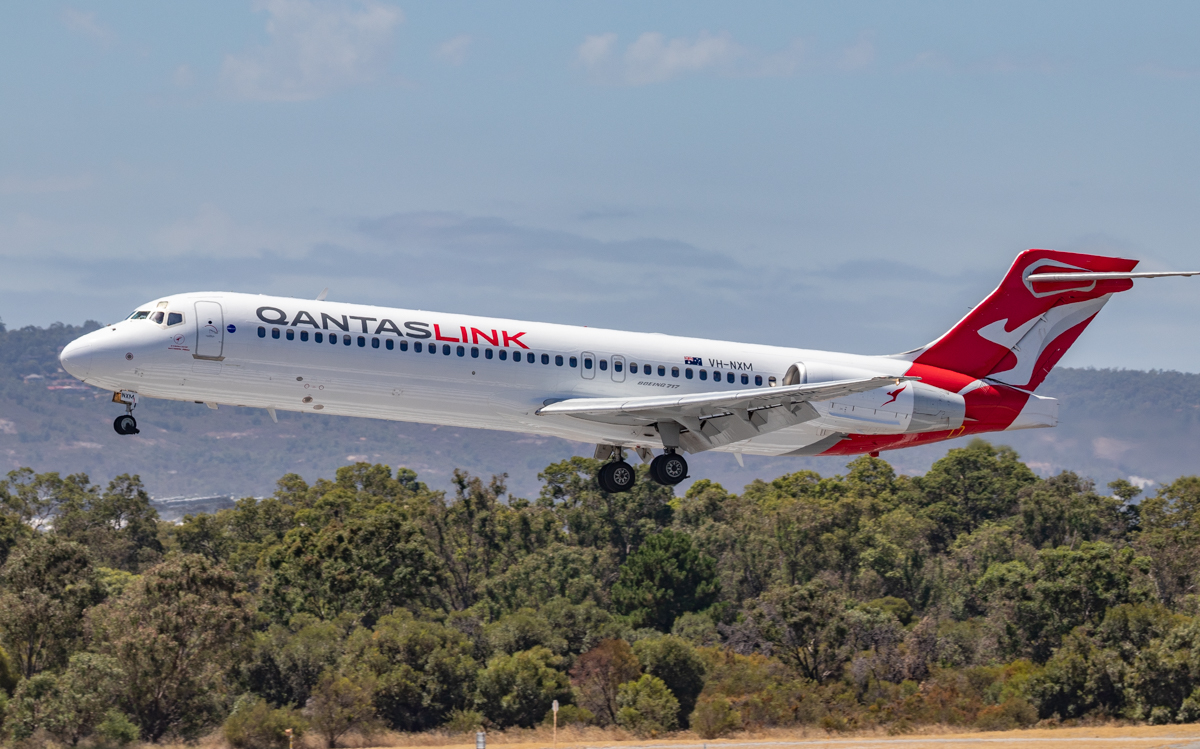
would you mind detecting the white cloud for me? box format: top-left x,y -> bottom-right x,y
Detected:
172,64 -> 196,89
579,31 -> 744,85
577,33 -> 616,68
62,8 -> 115,48
436,34 -> 472,66
0,174 -> 93,195
221,0 -> 402,102
838,33 -> 875,71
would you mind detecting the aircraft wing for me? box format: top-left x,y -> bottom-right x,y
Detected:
536,375 -> 915,453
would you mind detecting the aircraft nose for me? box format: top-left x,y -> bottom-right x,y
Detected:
59,337 -> 96,378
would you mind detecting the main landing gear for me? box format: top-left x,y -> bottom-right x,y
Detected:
112,391 -> 139,435
594,445 -> 689,493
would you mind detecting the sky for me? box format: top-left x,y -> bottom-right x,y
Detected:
3,1 -> 1200,371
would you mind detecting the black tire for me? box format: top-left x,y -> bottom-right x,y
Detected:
649,455 -> 670,485
660,453 -> 688,485
608,461 -> 636,492
113,415 -> 139,435
597,462 -> 617,493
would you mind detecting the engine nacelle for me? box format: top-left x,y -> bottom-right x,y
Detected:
784,361 -> 966,434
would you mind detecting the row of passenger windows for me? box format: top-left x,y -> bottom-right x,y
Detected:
256,326 -> 771,387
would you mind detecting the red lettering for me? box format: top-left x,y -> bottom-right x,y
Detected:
502,330 -> 529,349
460,326 -> 469,343
471,328 -> 499,346
434,324 -> 459,342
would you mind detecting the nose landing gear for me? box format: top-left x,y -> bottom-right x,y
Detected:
111,391 -> 140,435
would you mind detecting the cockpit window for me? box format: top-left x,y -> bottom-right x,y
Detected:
167,312 -> 183,326
152,311 -> 165,324
128,311 -> 150,320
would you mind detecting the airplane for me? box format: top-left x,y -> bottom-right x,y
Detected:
58,249 -> 1196,493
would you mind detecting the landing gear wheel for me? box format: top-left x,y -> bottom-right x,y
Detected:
113,414 -> 139,436
650,453 -> 688,486
598,461 -> 636,493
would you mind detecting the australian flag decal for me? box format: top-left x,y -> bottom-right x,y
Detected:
684,356 -> 702,365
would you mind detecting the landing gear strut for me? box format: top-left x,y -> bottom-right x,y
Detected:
650,451 -> 688,486
112,391 -> 139,435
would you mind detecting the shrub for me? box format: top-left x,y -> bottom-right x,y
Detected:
690,697 -> 741,739
224,697 -> 307,749
543,704 -> 595,727
94,710 -> 140,748
305,671 -> 378,749
442,709 -> 485,734
616,674 -> 679,737
974,697 -> 1038,731
475,647 -> 572,728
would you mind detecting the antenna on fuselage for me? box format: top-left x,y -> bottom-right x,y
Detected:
316,287 -> 329,301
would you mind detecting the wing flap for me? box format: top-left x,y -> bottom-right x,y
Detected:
536,375 -> 915,453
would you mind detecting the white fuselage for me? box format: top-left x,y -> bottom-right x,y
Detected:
60,292 -> 934,456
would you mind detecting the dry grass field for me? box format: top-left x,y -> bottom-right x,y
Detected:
262,724 -> 1200,749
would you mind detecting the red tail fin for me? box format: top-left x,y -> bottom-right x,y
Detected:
911,249 -> 1137,390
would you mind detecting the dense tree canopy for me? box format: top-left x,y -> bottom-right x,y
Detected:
3,441 -> 1200,743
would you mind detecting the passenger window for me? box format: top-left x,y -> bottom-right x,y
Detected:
167,312 -> 184,326
371,337 -> 380,349
429,343 -> 437,354
569,356 -> 577,368
457,345 -> 465,357
741,373 -> 749,385
644,364 -> 652,375
499,350 -> 507,360
385,339 -> 393,350
614,361 -> 622,372
485,348 -> 493,359
671,367 -> 679,378
755,375 -> 763,386
584,357 -> 593,369
768,376 -> 777,386
727,372 -> 735,383
443,344 -> 451,355
658,365 -> 665,376
599,359 -> 608,371
629,362 -> 637,373
399,340 -> 407,351
272,328 -> 280,339
152,311 -> 165,324
257,326 -> 266,338
356,336 -> 365,347
541,353 -> 550,365
528,352 -> 536,363
341,335 -> 349,345
555,355 -> 564,366
301,331 -> 309,342
414,341 -> 422,352
331,334 -> 338,345
699,369 -> 707,381
685,368 -> 693,379
471,347 -> 479,358
286,329 -> 295,340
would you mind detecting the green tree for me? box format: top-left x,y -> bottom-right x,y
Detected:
1136,476 -> 1200,605
87,554 -> 251,741
1018,472 -> 1128,549
612,529 -> 719,631
539,457 -> 674,564
474,646 -> 572,728
752,580 -> 851,683
0,535 -> 103,677
240,615 -> 352,709
632,636 -> 706,728
224,696 -> 308,749
304,670 -> 378,749
917,440 -> 1038,547
344,612 -> 477,731
261,506 -> 439,624
570,639 -> 642,725
616,674 -> 679,736
55,474 -> 163,571
0,468 -> 93,530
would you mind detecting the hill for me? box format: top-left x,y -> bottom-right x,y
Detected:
1,322 -> 1197,499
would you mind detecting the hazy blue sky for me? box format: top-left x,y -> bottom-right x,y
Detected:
4,1 -> 1200,371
